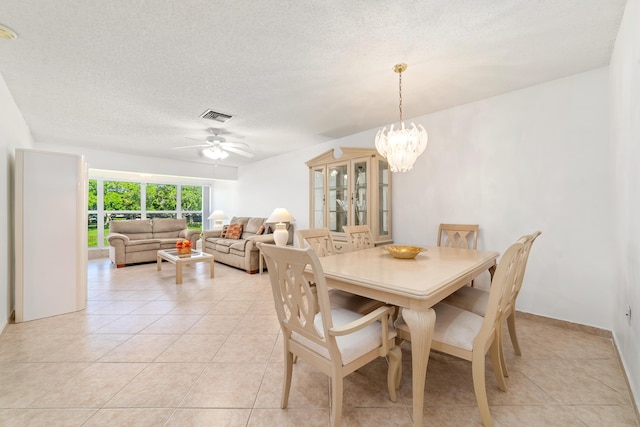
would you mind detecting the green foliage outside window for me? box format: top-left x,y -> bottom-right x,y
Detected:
88,180 -> 97,210
181,185 -> 202,211
146,184 -> 177,210
104,181 -> 141,210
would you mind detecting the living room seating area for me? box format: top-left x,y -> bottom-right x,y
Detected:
107,218 -> 200,268
201,216 -> 293,274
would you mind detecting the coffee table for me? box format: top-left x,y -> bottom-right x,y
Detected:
156,249 -> 214,284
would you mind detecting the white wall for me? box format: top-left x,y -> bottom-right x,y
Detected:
610,0 -> 640,410
234,67 -> 614,330
0,74 -> 33,332
396,67 -> 614,329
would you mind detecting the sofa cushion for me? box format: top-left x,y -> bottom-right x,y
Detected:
230,247 -> 246,256
229,216 -> 250,226
245,217 -> 265,234
220,225 -> 229,238
126,240 -> 161,253
214,239 -> 233,247
158,238 -> 182,249
256,225 -> 265,235
215,243 -> 231,254
110,219 -> 153,240
230,240 -> 249,251
152,218 -> 188,238
226,224 -> 243,240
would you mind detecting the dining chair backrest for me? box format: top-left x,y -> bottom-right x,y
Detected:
296,228 -> 336,257
343,225 -> 374,251
474,241 -> 524,348
507,231 -> 542,309
259,243 -> 340,360
437,223 -> 479,250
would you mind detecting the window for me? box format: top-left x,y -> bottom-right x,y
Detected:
88,180 -> 99,247
146,184 -> 177,211
87,179 -> 206,248
181,185 -> 203,230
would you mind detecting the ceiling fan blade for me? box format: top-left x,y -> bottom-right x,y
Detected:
224,146 -> 254,158
220,141 -> 249,148
172,143 -> 211,149
185,136 -> 208,141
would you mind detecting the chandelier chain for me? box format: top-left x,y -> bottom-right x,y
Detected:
398,71 -> 403,123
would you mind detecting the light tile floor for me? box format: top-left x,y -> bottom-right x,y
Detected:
0,259 -> 637,426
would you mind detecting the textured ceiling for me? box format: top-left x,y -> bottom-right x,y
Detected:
0,1 -> 627,167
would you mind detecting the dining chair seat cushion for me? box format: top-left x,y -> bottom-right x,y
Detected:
396,303 -> 483,352
444,286 -> 489,317
292,307 -> 396,365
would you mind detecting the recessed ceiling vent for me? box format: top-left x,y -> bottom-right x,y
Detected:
199,109 -> 233,123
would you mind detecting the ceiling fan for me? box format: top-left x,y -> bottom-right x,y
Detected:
172,129 -> 253,160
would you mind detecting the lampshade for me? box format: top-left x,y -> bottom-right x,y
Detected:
375,63 -> 428,173
266,208 -> 295,224
207,210 -> 228,221
266,208 -> 295,246
208,210 -> 228,230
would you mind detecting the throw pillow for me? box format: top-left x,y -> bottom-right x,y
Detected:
256,225 -> 265,235
220,225 -> 229,238
225,224 -> 243,240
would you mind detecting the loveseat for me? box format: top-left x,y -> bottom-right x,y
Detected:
107,218 -> 200,267
201,216 -> 293,274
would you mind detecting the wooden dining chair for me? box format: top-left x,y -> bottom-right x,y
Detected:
258,243 -> 401,427
343,225 -> 374,251
438,223 -> 480,286
296,228 -> 337,257
395,241 -> 525,427
296,228 -> 383,315
437,223 -> 479,249
443,231 -> 542,377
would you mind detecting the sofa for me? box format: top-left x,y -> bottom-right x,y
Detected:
107,218 -> 200,268
202,216 -> 293,274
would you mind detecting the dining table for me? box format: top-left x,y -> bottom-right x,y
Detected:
315,245 -> 499,426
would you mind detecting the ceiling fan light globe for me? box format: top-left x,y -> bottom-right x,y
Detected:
203,147 -> 229,160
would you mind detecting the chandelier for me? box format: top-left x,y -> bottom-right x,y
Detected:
375,63 -> 428,172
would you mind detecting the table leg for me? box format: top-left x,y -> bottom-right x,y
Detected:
176,262 -> 183,285
209,258 -> 215,279
157,255 -> 162,271
488,263 -> 497,281
402,307 -> 436,427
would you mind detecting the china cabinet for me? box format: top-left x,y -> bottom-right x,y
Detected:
306,147 -> 391,248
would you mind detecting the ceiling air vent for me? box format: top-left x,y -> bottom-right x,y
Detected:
199,109 -> 233,123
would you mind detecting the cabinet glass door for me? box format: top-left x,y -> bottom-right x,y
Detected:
378,159 -> 390,236
352,160 -> 368,226
312,167 -> 325,228
328,163 -> 348,233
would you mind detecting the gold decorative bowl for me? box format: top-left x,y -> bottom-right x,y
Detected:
384,245 -> 426,259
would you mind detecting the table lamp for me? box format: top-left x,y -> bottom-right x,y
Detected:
208,210 -> 228,230
266,208 -> 295,246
